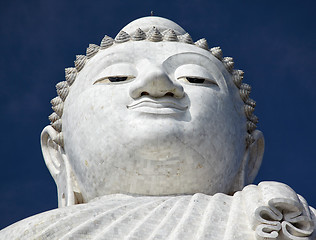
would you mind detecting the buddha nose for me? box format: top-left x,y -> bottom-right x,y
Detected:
129,65 -> 184,99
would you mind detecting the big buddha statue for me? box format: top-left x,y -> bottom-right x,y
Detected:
0,16 -> 315,240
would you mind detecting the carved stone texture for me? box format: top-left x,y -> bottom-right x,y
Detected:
1,182 -> 314,239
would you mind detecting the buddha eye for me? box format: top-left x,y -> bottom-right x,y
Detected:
185,77 -> 206,84
175,64 -> 218,86
94,75 -> 135,84
178,76 -> 218,86
108,76 -> 128,82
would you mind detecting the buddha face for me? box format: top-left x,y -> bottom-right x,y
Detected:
62,41 -> 247,201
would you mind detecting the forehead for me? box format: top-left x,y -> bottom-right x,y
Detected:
81,42 -> 231,80
90,42 -> 225,68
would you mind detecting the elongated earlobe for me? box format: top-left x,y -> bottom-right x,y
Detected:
41,125 -> 83,207
229,130 -> 265,194
245,130 -> 265,184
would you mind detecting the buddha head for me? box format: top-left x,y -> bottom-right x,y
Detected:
41,16 -> 264,207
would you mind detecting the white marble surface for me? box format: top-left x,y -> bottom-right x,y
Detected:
1,182 -> 315,240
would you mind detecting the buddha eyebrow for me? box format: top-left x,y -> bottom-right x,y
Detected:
162,52 -> 214,66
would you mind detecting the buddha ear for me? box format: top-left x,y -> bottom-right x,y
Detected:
229,130 -> 265,194
245,130 -> 265,184
40,125 -> 83,207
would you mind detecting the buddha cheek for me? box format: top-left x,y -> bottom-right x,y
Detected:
62,88 -> 128,174
187,91 -> 246,182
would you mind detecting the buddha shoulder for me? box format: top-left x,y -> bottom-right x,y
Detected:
1,182 -> 315,240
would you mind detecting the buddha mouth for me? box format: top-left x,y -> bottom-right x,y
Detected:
127,97 -> 188,114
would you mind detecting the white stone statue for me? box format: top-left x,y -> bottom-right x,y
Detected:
1,16 -> 315,240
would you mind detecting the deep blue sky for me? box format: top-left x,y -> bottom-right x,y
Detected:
1,0 -> 315,229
